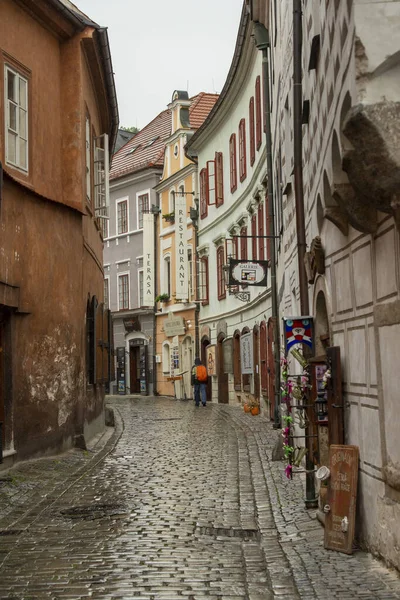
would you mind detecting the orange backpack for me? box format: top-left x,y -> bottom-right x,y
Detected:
196,365 -> 208,382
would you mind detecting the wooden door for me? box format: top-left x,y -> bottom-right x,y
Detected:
0,320 -> 4,449
267,318 -> 275,420
253,328 -> 260,401
217,336 -> 229,404
129,346 -> 140,394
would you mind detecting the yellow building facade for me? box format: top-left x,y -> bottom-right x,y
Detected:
155,91 -> 218,399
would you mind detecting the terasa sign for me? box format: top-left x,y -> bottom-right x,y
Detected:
228,259 -> 268,287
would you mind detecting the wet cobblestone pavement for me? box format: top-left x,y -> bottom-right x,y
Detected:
0,397 -> 399,599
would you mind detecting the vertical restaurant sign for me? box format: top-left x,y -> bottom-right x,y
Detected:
143,212 -> 154,305
240,332 -> 253,374
175,193 -> 188,300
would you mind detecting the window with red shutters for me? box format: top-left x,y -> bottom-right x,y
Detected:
229,133 -> 237,193
265,193 -> 271,260
258,203 -> 265,260
255,76 -> 262,150
252,214 -> 257,260
238,118 -> 247,182
200,167 -> 208,219
217,246 -> 226,300
240,226 -> 248,260
215,152 -> 224,207
249,97 -> 255,166
198,256 -> 209,305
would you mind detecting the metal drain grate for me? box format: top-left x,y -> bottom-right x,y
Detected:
152,418 -> 182,422
60,503 -> 127,520
0,529 -> 25,536
196,525 -> 260,541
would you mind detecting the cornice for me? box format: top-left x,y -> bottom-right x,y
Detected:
155,163 -> 196,193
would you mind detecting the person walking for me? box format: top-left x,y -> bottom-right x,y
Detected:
191,357 -> 208,407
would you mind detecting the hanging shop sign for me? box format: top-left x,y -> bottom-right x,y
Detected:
283,316 -> 314,353
175,193 -> 188,301
143,213 -> 155,306
229,260 -> 268,287
324,445 -> 359,555
240,332 -> 253,374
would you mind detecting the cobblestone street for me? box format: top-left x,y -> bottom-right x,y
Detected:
0,397 -> 399,600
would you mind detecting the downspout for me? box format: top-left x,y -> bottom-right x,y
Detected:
253,23 -> 281,429
293,0 -> 317,508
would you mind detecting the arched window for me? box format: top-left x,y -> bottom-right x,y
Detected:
162,342 -> 171,374
163,254 -> 171,298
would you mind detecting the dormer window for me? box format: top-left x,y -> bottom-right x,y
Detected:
126,145 -> 139,155
144,137 -> 159,148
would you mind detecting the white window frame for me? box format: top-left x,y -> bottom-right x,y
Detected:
168,187 -> 176,214
85,115 -> 91,201
116,197 -> 129,235
136,188 -> 150,230
163,253 -> 171,297
138,269 -> 144,307
117,271 -> 130,311
5,65 -> 29,172
104,276 -> 110,310
162,341 -> 171,374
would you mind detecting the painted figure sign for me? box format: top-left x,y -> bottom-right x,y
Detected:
283,316 -> 314,353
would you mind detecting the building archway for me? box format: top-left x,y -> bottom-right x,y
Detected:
253,324 -> 260,402
217,332 -> 229,403
241,326 -> 250,392
233,330 -> 242,392
201,335 -> 211,401
260,321 -> 267,398
313,275 -> 332,359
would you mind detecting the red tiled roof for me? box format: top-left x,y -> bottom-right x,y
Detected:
110,108 -> 171,180
189,93 -> 219,129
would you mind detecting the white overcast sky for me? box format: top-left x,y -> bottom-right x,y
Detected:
75,0 -> 244,129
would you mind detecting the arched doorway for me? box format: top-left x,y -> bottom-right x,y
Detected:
260,321 -> 267,398
217,333 -> 229,403
233,330 -> 242,392
241,326 -> 250,392
201,337 -> 211,402
315,290 -> 330,358
253,325 -> 260,402
267,318 -> 275,420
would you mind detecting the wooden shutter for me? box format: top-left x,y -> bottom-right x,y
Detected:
258,204 -> 265,260
239,119 -> 247,182
255,76 -> 262,150
96,302 -> 104,384
249,97 -> 255,166
200,168 -> 208,218
240,226 -> 248,260
252,214 -> 257,260
215,152 -> 224,207
217,246 -> 226,300
229,134 -> 237,192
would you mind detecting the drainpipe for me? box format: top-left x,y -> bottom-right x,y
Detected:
293,0 -> 317,508
253,24 -> 281,429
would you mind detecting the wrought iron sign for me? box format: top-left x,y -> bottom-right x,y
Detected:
233,291 -> 250,302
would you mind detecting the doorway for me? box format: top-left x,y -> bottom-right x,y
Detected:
129,345 -> 141,394
201,338 -> 211,402
253,326 -> 260,402
267,318 -> 275,420
0,319 -> 5,450
217,334 -> 229,404
182,336 -> 193,400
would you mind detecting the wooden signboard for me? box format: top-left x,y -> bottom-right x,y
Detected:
324,445 -> 359,554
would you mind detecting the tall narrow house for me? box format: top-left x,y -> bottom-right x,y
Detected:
154,91 -> 218,399
0,0 -> 118,465
105,109 -> 171,395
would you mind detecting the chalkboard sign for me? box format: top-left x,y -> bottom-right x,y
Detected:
324,445 -> 359,554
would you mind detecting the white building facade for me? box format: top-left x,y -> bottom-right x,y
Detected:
187,8 -> 272,412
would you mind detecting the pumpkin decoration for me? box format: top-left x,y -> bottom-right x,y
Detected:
244,403 -> 251,413
251,406 -> 260,416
